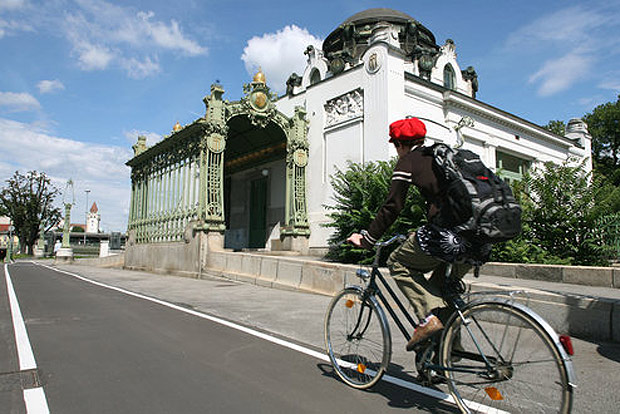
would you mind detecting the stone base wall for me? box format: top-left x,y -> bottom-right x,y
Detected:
124,235 -> 202,277
74,253 -> 125,268
479,262 -> 620,288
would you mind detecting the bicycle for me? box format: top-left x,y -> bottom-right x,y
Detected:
324,234 -> 576,413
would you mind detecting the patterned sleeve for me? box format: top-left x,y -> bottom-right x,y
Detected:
360,158 -> 412,249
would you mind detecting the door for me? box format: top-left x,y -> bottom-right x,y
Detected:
248,177 -> 267,248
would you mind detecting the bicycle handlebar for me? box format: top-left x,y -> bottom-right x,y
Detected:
374,234 -> 407,248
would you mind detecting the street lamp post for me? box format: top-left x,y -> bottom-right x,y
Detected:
84,189 -> 90,245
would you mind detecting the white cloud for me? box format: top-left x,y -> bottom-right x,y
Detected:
0,0 -> 26,11
529,53 -> 591,96
599,77 -> 620,92
506,5 -> 620,97
506,7 -> 607,49
0,17 -> 32,38
0,117 -> 132,231
124,129 -> 162,147
37,79 -> 65,94
77,42 -> 115,70
0,91 -> 41,112
241,25 -> 322,94
121,56 -> 160,79
136,11 -> 205,56
63,0 -> 206,77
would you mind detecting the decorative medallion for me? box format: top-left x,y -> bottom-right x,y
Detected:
330,57 -> 345,74
206,133 -> 226,153
292,149 -> 308,167
366,52 -> 381,74
251,91 -> 268,110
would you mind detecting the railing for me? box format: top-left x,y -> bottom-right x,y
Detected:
128,132 -> 202,244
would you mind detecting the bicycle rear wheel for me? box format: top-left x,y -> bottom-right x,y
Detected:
324,287 -> 391,389
440,300 -> 573,413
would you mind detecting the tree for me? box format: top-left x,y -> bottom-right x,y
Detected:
542,120 -> 566,136
583,94 -> 620,176
0,171 -> 62,255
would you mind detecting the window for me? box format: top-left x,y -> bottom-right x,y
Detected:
310,69 -> 321,85
496,151 -> 530,185
443,64 -> 455,90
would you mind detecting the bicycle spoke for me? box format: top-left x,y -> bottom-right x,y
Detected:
325,288 -> 391,389
442,302 -> 571,413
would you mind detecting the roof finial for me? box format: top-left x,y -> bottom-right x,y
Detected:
253,67 -> 266,84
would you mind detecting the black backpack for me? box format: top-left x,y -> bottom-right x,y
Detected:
427,143 -> 522,244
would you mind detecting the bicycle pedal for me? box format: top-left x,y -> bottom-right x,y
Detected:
417,371 -> 446,386
410,340 -> 431,354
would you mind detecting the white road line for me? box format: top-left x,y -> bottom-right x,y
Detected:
4,264 -> 51,414
5,264 -> 37,371
37,263 -> 509,412
24,387 -> 51,414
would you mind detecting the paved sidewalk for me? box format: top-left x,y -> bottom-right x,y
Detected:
34,262 -> 620,413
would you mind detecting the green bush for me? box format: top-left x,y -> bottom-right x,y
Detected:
325,157 -> 618,266
492,159 -> 616,266
323,158 -> 426,264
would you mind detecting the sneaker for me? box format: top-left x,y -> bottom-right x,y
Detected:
406,315 -> 444,352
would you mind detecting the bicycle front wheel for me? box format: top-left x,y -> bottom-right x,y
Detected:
440,300 -> 573,413
324,287 -> 391,389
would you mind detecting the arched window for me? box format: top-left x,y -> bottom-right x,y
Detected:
310,69 -> 321,85
443,64 -> 455,90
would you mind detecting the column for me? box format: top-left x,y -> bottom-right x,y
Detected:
281,106 -> 310,252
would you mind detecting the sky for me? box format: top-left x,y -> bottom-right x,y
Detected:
1,0 -> 619,232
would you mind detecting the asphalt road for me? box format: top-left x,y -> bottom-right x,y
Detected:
2,262 -> 459,414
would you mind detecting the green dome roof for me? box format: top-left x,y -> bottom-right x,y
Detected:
322,8 -> 438,65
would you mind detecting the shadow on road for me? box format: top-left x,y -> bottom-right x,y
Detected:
316,363 -> 459,413
597,341 -> 620,362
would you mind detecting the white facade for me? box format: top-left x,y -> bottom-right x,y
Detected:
275,10 -> 591,251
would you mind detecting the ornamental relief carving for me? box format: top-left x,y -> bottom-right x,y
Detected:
324,88 -> 363,128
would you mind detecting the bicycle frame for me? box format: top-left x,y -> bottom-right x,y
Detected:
361,266 -> 417,343
351,235 -> 509,377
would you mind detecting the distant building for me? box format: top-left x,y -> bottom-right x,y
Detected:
87,202 -> 101,233
0,216 -> 19,253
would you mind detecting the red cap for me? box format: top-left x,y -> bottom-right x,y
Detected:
389,118 -> 426,143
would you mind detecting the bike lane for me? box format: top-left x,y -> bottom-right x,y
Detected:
0,263 -> 25,413
8,261 -> 459,413
2,263 -> 51,414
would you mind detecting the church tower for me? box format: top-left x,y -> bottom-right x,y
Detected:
86,202 -> 101,233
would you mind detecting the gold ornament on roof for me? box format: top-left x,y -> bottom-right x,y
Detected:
173,121 -> 182,132
253,68 -> 266,84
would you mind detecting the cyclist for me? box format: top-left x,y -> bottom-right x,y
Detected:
347,117 -> 489,351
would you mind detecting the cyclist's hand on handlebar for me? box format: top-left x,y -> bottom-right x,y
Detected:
346,233 -> 363,247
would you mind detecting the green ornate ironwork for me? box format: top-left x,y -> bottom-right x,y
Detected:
127,124 -> 202,243
127,75 -> 310,246
282,106 -> 310,236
